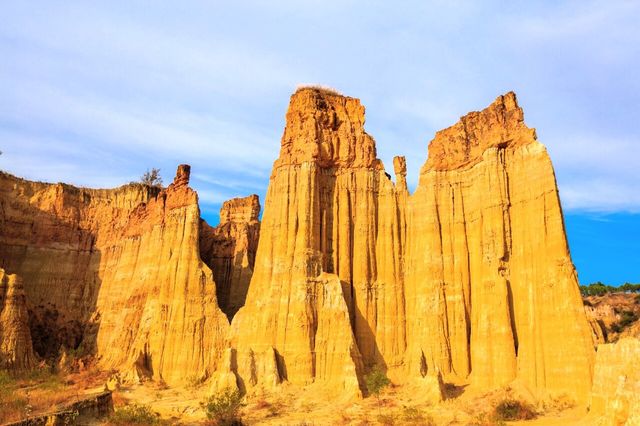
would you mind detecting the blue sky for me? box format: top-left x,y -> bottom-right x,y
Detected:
0,1 -> 638,284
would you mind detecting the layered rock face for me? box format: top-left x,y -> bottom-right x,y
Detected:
590,338 -> 640,425
0,268 -> 36,370
94,165 -> 229,384
405,93 -> 595,401
230,88 -> 594,402
0,171 -> 160,357
584,293 -> 640,344
0,88 -> 597,405
199,195 -> 260,319
231,88 -> 390,395
0,166 -> 230,384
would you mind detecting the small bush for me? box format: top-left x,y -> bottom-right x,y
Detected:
619,310 -> 638,327
110,403 -> 161,424
635,294 -> 640,304
186,374 -> 205,389
295,84 -> 342,96
365,366 -> 390,399
611,310 -> 639,333
137,168 -> 163,188
201,388 -> 244,426
493,399 -> 536,421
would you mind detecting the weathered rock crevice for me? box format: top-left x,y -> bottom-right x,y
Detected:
199,195 -> 260,320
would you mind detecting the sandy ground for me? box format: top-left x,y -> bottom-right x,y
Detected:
103,379 -> 599,425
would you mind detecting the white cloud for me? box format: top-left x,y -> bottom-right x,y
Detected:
0,0 -> 638,216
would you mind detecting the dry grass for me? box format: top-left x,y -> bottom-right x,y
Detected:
0,360 -> 109,424
295,84 -> 343,96
0,367 -> 71,423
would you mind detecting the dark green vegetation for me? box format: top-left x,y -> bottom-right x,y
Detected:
493,398 -> 537,421
611,310 -> 639,333
201,387 -> 244,426
365,365 -> 391,399
579,282 -> 640,297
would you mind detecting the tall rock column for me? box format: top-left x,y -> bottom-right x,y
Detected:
0,268 -> 37,370
95,165 -> 230,385
405,92 -> 595,402
231,88 -> 408,394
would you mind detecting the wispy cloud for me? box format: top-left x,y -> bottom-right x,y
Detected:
0,0 -> 638,217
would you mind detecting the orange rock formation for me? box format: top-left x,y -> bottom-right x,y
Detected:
230,88 -> 594,402
0,268 -> 36,370
590,337 -> 640,425
200,195 -> 260,319
0,167 -> 230,384
0,89 -> 598,405
405,92 -> 595,401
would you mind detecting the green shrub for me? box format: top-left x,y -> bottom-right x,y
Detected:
365,366 -> 390,399
201,388 -> 244,426
493,399 -> 536,421
110,403 -> 161,424
612,310 -> 639,333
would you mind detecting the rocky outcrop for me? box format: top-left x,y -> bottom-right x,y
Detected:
231,88 -> 388,396
94,165 -> 230,384
590,338 -> 640,425
230,88 -> 595,403
0,170 -> 160,358
0,88 -> 597,405
0,268 -> 36,370
584,293 -> 640,344
199,195 -> 260,319
0,166 -> 230,385
405,92 -> 595,402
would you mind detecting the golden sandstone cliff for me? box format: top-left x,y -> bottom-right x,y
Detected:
200,195 -> 260,320
229,88 -> 595,402
0,88 -> 607,409
0,268 -> 36,370
0,166 -> 257,385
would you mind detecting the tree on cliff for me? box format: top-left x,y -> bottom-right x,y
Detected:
139,168 -> 163,187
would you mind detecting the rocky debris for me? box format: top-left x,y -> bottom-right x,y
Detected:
589,337 -> 640,425
0,268 -> 36,370
199,195 -> 260,319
